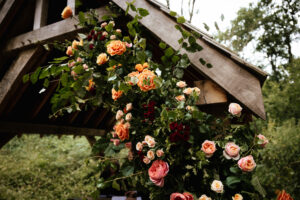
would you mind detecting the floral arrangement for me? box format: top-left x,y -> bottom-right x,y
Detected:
24,2 -> 275,200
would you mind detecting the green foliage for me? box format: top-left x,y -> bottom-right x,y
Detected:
0,135 -> 98,200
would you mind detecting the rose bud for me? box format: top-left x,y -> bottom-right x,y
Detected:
147,150 -> 155,160
126,103 -> 133,112
232,194 -> 243,200
183,87 -> 193,95
156,149 -> 164,157
66,46 -> 73,56
61,6 -> 72,19
257,134 -> 269,147
136,142 -> 143,151
143,157 -> 150,164
83,64 -> 89,70
193,87 -> 201,96
116,29 -> 122,33
96,53 -> 109,65
175,95 -> 185,102
101,22 -> 107,28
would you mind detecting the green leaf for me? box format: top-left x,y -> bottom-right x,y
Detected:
137,8 -> 149,17
177,16 -> 186,24
61,73 -> 68,87
108,75 -> 117,81
169,11 -> 177,17
121,166 -> 134,176
43,78 -> 49,88
30,67 -> 41,84
112,181 -> 120,191
199,58 -> 206,65
139,38 -> 147,50
172,55 -> 180,64
188,36 -> 196,45
173,68 -> 184,79
229,167 -> 240,174
226,176 -> 241,188
105,23 -> 114,32
130,4 -> 137,11
251,176 -> 266,197
206,63 -> 213,68
203,23 -> 210,31
39,69 -> 49,79
165,47 -> 174,57
78,11 -> 85,24
101,15 -> 110,21
23,74 -> 29,83
159,42 -> 167,49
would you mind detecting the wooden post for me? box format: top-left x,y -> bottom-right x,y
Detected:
67,0 -> 76,15
33,0 -> 49,30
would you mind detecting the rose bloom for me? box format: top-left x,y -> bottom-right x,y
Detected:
183,192 -> 194,200
175,95 -> 185,102
145,135 -> 156,147
148,160 -> 169,187
176,81 -> 187,88
156,149 -> 164,157
83,64 -> 88,70
107,40 -> 126,56
126,103 -> 133,112
183,87 -> 193,95
110,139 -> 120,146
110,35 -> 116,40
85,79 -> 95,91
137,69 -> 156,92
277,190 -> 294,200
116,29 -> 122,33
112,88 -> 123,101
136,142 -> 143,151
170,193 -> 186,200
186,106 -> 195,111
113,121 -> 129,141
143,157 -> 151,164
109,20 -> 115,26
232,194 -> 243,200
223,142 -> 240,160
199,195 -> 212,200
211,180 -> 224,193
125,113 -> 132,121
111,131 -> 117,138
257,134 -> 269,147
76,57 -> 82,63
68,61 -> 75,67
72,40 -> 83,49
135,63 -> 149,72
66,46 -> 73,56
116,110 -> 124,120
127,71 -> 140,85
147,150 -> 155,160
61,6 -> 72,19
102,31 -> 108,37
238,155 -> 256,172
228,103 -> 243,117
101,22 -> 107,28
201,140 -> 216,158
126,42 -> 133,48
96,53 -> 109,65
193,87 -> 201,96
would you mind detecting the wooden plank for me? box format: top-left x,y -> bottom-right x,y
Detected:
33,0 -> 49,30
0,0 -> 16,26
0,47 -> 41,115
67,0 -> 76,15
0,121 -> 106,136
194,80 -> 227,105
112,0 -> 266,119
93,109 -> 109,128
3,6 -> 109,53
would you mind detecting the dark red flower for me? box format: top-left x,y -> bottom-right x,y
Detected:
90,30 -> 95,35
99,35 -> 106,41
87,35 -> 92,41
93,34 -> 98,40
169,122 -> 178,130
89,44 -> 94,50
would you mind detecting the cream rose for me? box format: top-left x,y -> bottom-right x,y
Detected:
116,110 -> 124,120
201,140 -> 216,158
101,22 -> 107,28
147,150 -> 155,160
232,194 -> 243,200
136,142 -> 143,151
102,31 -> 108,37
143,157 -> 151,164
156,149 -> 164,157
193,87 -> 201,96
176,81 -> 187,88
238,155 -> 256,172
126,103 -> 133,112
116,29 -> 122,33
211,180 -> 224,193
223,142 -> 240,160
110,35 -> 116,40
125,113 -> 132,121
183,88 -> 193,95
175,95 -> 186,102
145,135 -> 156,147
199,195 -> 212,200
228,103 -> 242,117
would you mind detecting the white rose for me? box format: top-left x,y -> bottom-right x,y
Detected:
116,110 -> 124,120
211,180 -> 224,193
176,81 -> 187,88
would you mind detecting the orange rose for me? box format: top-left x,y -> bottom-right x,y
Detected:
135,63 -> 149,72
175,95 -> 185,101
201,140 -> 216,158
127,71 -> 140,85
97,53 -> 109,65
137,69 -> 156,92
85,79 -> 95,91
61,6 -> 73,19
72,39 -> 83,49
112,88 -> 123,101
113,121 -> 129,141
277,190 -> 293,200
107,40 -> 126,56
66,46 -> 73,56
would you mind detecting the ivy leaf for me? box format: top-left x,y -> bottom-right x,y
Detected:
30,67 -> 41,84
206,63 -> 213,68
159,42 -> 167,49
112,181 -> 120,191
138,8 -> 149,17
203,23 -> 210,31
78,11 -> 85,24
199,58 -> 206,65
165,47 -> 174,57
188,36 -> 196,45
23,74 -> 29,83
169,11 -> 177,17
61,73 -> 68,87
177,16 -> 186,24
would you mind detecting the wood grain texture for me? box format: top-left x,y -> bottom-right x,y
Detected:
0,0 -> 16,26
0,121 -> 106,136
3,6 -> 109,53
67,0 -> 76,15
194,80 -> 227,105
112,0 -> 266,119
33,0 -> 48,30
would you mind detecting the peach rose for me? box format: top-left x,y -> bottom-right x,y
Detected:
193,87 -> 201,96
112,88 -> 123,101
110,35 -> 116,40
101,22 -> 107,28
137,69 -> 156,92
72,40 -> 82,49
223,142 -> 240,160
175,95 -> 185,102
238,155 -> 256,172
85,79 -> 95,91
61,6 -> 72,19
76,57 -> 82,63
148,160 -> 169,187
170,193 -> 186,200
147,150 -> 155,160
116,29 -> 122,33
109,20 -> 115,27
127,71 -> 140,85
176,81 -> 187,88
201,140 -> 216,158
186,106 -> 195,111
199,195 -> 212,200
183,87 -> 193,95
113,121 -> 129,141
135,64 -> 144,72
183,192 -> 194,200
83,64 -> 88,70
97,53 -> 109,65
136,142 -> 143,151
102,31 -> 108,37
145,135 -> 156,147
116,110 -> 124,120
125,113 -> 132,121
257,134 -> 269,147
228,103 -> 242,117
156,149 -> 164,157
126,103 -> 133,112
66,46 -> 73,56
110,139 -> 120,146
107,40 -> 126,56
232,194 -> 243,200
276,190 -> 293,200
211,180 -> 224,193
143,157 -> 151,164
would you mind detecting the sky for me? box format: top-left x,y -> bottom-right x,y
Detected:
157,0 -> 300,72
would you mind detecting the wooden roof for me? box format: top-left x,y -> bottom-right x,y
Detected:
0,0 -> 267,147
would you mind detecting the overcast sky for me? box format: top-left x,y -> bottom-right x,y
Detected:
157,0 -> 300,72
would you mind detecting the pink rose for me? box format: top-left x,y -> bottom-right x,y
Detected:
148,160 -> 169,187
136,142 -> 143,151
116,29 -> 122,33
110,35 -> 116,40
223,142 -> 240,160
126,42 -> 133,48
116,110 -> 124,120
110,139 -> 120,146
228,103 -> 242,117
76,57 -> 82,63
257,134 -> 269,147
238,155 -> 256,172
68,61 -> 75,67
143,157 -> 150,164
170,193 -> 186,200
126,103 -> 133,112
147,150 -> 155,160
156,149 -> 164,157
201,140 -> 216,158
175,95 -> 185,102
101,22 -> 107,28
125,113 -> 132,121
83,64 -> 89,70
183,192 -> 194,200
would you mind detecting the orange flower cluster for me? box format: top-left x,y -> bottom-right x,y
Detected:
112,88 -> 123,101
127,71 -> 140,85
137,69 -> 156,92
135,62 -> 149,72
107,40 -> 127,56
113,121 -> 130,141
277,190 -> 293,200
66,39 -> 83,56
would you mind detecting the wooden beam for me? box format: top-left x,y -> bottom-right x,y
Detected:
33,0 -> 49,30
112,0 -> 266,119
194,80 -> 227,105
0,47 -> 42,115
67,0 -> 76,15
3,6 -> 109,53
0,121 -> 106,136
93,109 -> 109,128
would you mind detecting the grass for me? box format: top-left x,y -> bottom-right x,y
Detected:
0,135 -> 98,200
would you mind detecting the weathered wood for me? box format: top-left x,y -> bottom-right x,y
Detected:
0,47 -> 41,115
0,121 -> 106,136
3,6 -> 109,53
194,80 -> 227,105
33,0 -> 48,30
0,0 -> 17,30
112,0 -> 266,119
67,0 -> 76,15
93,109 -> 109,128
